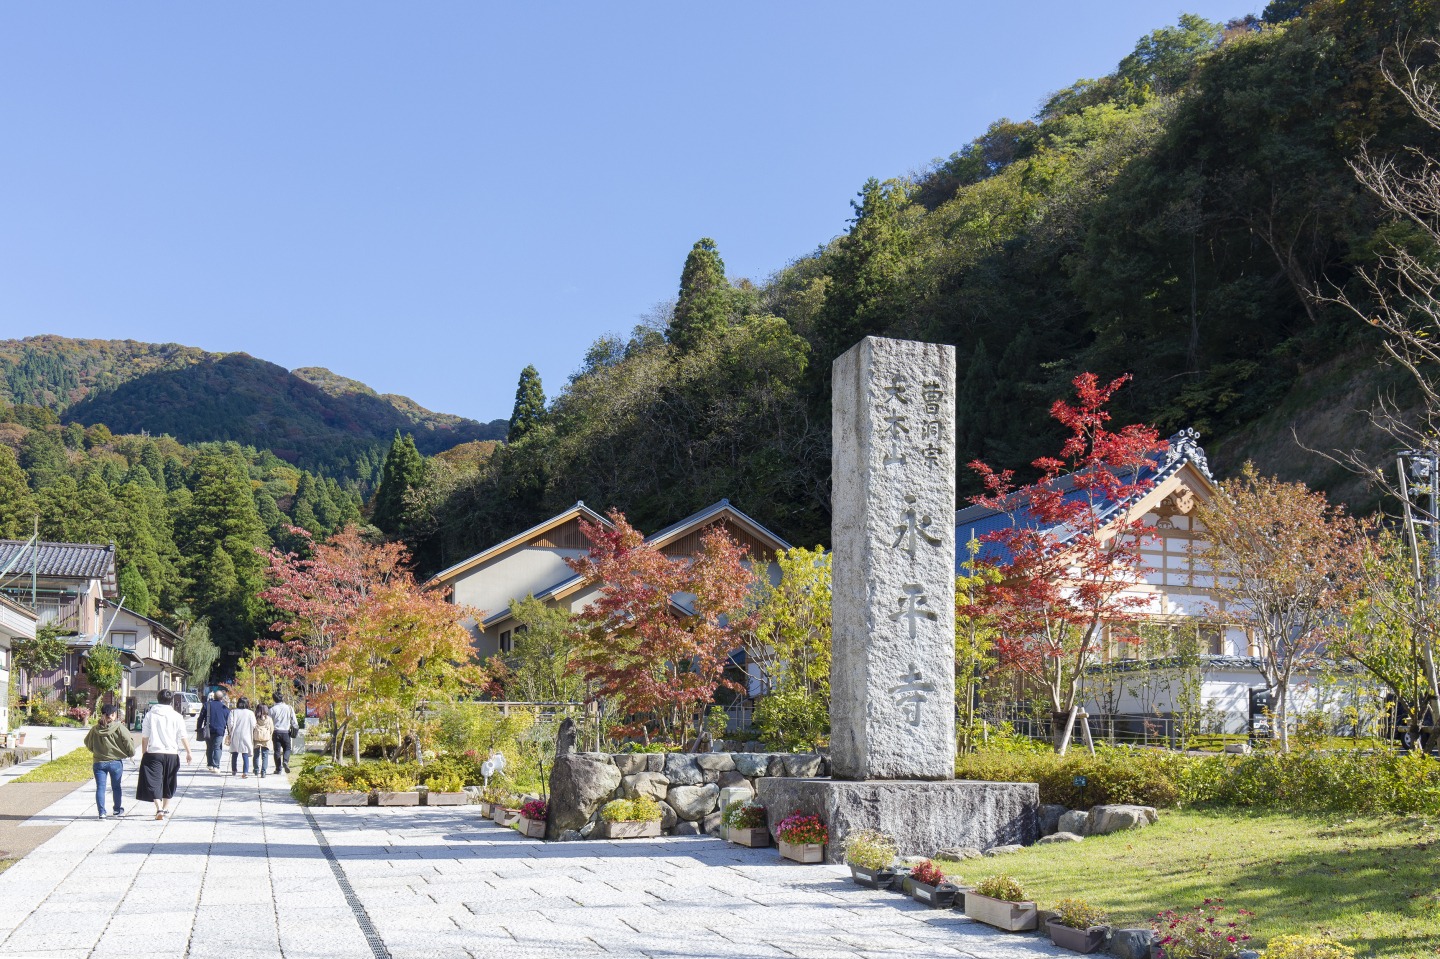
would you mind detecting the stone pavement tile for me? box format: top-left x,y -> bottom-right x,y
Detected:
101,911 -> 196,938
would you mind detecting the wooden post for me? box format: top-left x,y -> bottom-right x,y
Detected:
1077,709 -> 1096,756
1057,706 -> 1079,756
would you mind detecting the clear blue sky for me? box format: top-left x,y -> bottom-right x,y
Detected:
0,2 -> 1256,423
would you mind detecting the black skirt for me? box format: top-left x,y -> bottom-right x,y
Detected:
136,753 -> 180,801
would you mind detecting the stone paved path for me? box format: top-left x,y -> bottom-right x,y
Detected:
0,766 -> 1069,959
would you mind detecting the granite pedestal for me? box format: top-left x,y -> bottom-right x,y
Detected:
757,776 -> 1038,863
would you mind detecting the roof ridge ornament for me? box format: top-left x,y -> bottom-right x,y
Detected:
1165,427 -> 1213,480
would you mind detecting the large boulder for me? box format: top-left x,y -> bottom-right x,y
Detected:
1110,930 -> 1154,959
782,754 -> 824,778
696,753 -> 736,774
1057,809 -> 1091,837
664,753 -> 705,786
659,801 -> 678,831
984,844 -> 1024,856
937,846 -> 984,861
1036,832 -> 1084,844
547,754 -> 622,836
716,770 -> 749,790
1038,804 -> 1067,837
645,753 -> 665,773
613,754 -> 648,776
673,821 -> 701,836
702,811 -> 724,835
1089,805 -> 1158,836
621,772 -> 669,802
667,783 -> 720,821
733,753 -> 772,778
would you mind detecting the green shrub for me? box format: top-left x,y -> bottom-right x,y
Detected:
373,768 -> 418,792
423,772 -> 464,793
974,875 -> 1027,902
956,746 -> 1186,808
1053,897 -> 1109,930
1183,745 -> 1440,815
753,687 -> 828,751
600,797 -> 662,822
1262,935 -> 1356,959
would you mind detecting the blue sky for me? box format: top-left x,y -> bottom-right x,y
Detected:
0,3 -> 1256,423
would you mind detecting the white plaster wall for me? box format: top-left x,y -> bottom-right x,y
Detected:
449,548 -> 588,619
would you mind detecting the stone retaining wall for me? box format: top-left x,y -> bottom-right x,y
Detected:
546,751 -> 829,841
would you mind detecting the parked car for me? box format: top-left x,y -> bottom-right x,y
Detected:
176,691 -> 202,718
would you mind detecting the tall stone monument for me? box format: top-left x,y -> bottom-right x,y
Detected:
758,335 -> 1036,861
830,336 -> 956,780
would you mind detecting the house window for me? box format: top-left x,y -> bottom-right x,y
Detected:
110,632 -> 137,652
1198,625 -> 1224,656
500,629 -> 513,653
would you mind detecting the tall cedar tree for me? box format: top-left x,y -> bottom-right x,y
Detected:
668,238 -> 732,351
0,445 -> 36,538
507,366 -> 547,442
1195,464 -> 1367,752
181,450 -> 267,656
568,510 -> 755,744
371,432 -> 424,536
968,373 -> 1166,749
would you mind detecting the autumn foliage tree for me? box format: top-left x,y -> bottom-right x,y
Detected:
968,373 -> 1166,750
567,510 -> 756,745
228,638 -> 306,707
1196,464 -> 1368,752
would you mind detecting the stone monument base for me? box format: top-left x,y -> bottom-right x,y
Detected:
756,778 -> 1038,864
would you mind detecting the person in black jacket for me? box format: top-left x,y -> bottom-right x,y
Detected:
197,691 -> 230,773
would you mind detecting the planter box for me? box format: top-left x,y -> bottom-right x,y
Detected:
477,801 -> 492,817
424,791 -> 466,806
321,791 -> 370,807
1047,920 -> 1108,954
778,840 -> 824,864
493,807 -> 521,826
965,891 -> 1039,932
726,826 -> 770,847
903,877 -> 959,909
599,820 -> 661,839
517,816 -> 546,838
376,791 -> 420,807
849,865 -> 898,890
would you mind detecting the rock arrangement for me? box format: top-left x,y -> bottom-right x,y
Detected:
547,750 -> 828,840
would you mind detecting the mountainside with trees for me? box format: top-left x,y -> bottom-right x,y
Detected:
0,335 -> 506,482
400,0 -> 1439,575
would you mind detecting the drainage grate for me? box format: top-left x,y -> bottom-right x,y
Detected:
301,805 -> 392,959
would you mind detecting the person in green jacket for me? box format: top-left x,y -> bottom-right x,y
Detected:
84,704 -> 136,820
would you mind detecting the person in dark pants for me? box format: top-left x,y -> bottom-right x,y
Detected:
198,691 -> 230,773
84,704 -> 135,819
268,691 -> 297,774
137,689 -> 193,820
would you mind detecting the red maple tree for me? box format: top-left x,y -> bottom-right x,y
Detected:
967,373 -> 1166,747
567,510 -> 756,745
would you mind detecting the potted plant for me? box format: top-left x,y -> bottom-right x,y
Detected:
317,771 -> 369,807
478,785 -> 506,818
965,875 -> 1038,932
491,794 -> 522,826
903,859 -> 959,909
774,812 -> 827,864
1150,899 -> 1254,959
423,772 -> 467,806
1046,898 -> 1110,953
843,829 -> 899,889
721,800 -> 770,847
598,797 -> 663,839
374,768 -> 420,806
518,798 -> 548,838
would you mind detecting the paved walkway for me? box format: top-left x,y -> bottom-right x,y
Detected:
0,766 -> 1068,959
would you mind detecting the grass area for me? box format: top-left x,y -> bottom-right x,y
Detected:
938,808 -> 1439,958
1186,733 -> 1386,752
0,860 -> 15,874
11,747 -> 94,783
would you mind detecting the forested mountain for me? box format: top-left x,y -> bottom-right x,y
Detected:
400,0 -> 1438,575
0,336 -> 507,483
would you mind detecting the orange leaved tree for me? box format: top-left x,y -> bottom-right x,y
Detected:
567,510 -> 755,746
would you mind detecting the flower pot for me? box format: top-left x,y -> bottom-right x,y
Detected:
517,816 -> 546,838
376,791 -> 420,806
848,865 -> 898,890
903,877 -> 959,909
778,840 -> 824,864
1047,920 -> 1108,954
424,791 -> 466,806
321,791 -> 371,807
599,820 -> 661,839
493,806 -> 521,826
726,826 -> 770,847
964,891 -> 1038,932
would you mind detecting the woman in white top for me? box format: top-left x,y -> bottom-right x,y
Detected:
224,697 -> 257,778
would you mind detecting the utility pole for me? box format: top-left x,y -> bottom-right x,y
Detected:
1397,447 -> 1440,755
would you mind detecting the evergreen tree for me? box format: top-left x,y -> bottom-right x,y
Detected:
507,366 -> 547,443
180,450 -> 267,654
669,238 -> 733,351
0,446 -> 37,539
116,564 -> 152,617
371,432 -> 424,536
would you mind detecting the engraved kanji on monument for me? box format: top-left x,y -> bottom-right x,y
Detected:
831,336 -> 957,780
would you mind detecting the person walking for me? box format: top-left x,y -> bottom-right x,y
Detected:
252,704 -> 274,780
84,703 -> 135,819
137,689 -> 193,821
198,691 -> 230,773
225,697 -> 256,778
268,692 -> 298,774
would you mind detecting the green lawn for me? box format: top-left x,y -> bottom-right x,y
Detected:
937,809 -> 1440,958
11,747 -> 94,783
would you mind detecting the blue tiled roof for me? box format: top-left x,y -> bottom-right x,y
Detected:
955,429 -> 1213,571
